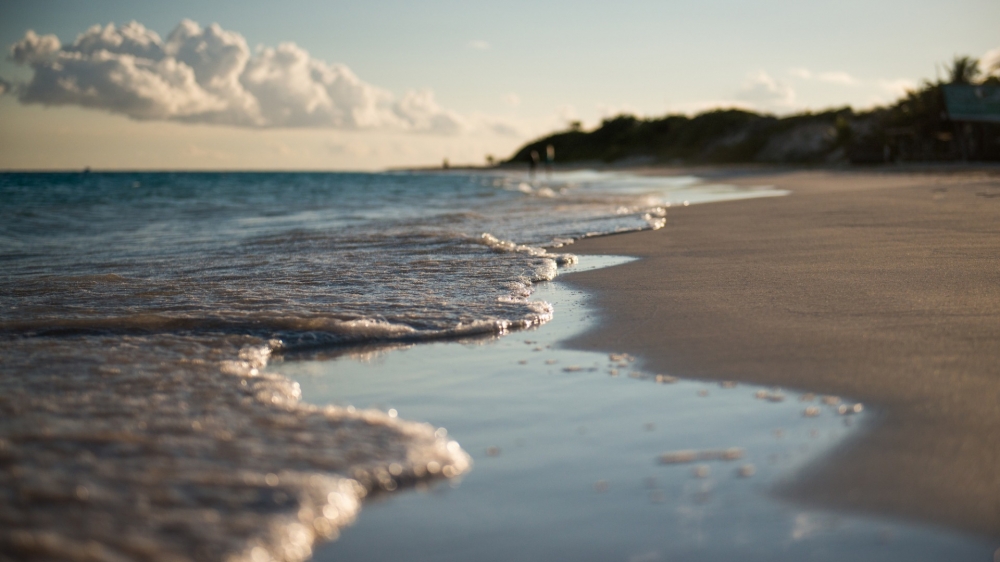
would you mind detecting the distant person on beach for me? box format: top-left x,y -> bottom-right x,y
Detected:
529,150 -> 540,178
545,144 -> 555,178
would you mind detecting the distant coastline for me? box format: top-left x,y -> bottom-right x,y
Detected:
505,56 -> 1000,168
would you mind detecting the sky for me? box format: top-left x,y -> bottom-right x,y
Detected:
0,0 -> 997,170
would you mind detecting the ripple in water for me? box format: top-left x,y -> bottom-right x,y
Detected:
0,170 -> 784,559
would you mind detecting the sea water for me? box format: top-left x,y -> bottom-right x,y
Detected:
296,257 -> 994,561
0,170 -> 782,561
2,171 -> 990,560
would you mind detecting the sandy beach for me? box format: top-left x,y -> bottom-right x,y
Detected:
562,168 -> 1000,538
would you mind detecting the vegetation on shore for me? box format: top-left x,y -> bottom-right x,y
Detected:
507,56 -> 1000,166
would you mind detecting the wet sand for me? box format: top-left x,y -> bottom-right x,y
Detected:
562,168 -> 1000,538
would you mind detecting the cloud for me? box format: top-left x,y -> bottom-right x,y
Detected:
505,92 -> 520,106
789,68 -> 857,85
556,104 -> 578,121
391,89 -> 464,134
468,40 -> 490,50
10,30 -> 62,64
7,20 -> 469,133
482,119 -> 522,137
788,67 -> 919,108
981,47 -> 1000,76
816,71 -> 857,85
877,78 -> 916,98
736,71 -> 796,110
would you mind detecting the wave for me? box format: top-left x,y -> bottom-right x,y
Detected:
0,303 -> 555,351
0,336 -> 471,562
3,230 -> 571,350
0,171 -> 789,560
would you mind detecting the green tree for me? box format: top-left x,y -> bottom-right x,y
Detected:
947,55 -> 981,84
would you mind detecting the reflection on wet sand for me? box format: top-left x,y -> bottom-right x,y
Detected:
297,257 -> 994,562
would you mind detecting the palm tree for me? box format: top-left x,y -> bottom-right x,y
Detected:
947,56 -> 981,84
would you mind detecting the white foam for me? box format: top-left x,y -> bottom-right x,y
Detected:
478,233 -> 578,267
0,337 -> 471,562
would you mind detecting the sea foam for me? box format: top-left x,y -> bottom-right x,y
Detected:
0,170 -> 786,559
0,336 -> 470,561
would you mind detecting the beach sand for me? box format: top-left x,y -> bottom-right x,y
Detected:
561,168 -> 1000,538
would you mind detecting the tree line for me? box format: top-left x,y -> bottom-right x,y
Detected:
506,56 -> 1000,166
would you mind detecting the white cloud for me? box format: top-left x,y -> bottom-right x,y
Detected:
391,89 -> 464,134
816,71 -> 858,85
484,120 -> 522,137
464,112 -> 525,137
736,71 -> 796,110
10,30 -> 61,64
7,20 -> 474,134
787,67 -> 921,108
789,68 -> 857,85
846,78 -> 918,109
505,92 -> 520,106
555,104 -> 578,122
469,40 -> 490,50
877,78 -> 916,98
981,47 -> 1000,77
544,104 -> 586,129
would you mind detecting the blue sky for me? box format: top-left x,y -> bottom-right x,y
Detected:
0,0 -> 997,169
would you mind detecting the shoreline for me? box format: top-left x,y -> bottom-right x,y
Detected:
559,168 -> 1000,538
303,253 -> 995,561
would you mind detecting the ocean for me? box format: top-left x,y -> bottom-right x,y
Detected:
1,171 -> 768,347
0,170 -> 777,559
2,171 -> 990,561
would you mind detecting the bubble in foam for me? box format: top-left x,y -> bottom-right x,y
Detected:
0,335 -> 470,562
